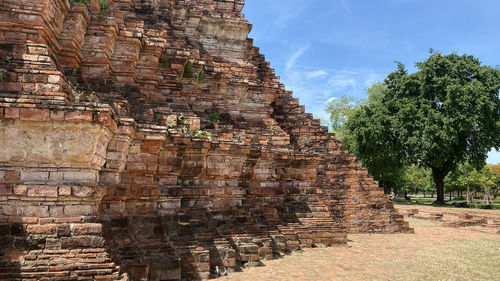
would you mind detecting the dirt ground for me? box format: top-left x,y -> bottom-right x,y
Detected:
219,212 -> 500,281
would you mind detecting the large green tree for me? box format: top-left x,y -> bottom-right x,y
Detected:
346,51 -> 500,204
336,83 -> 407,194
326,88 -> 405,194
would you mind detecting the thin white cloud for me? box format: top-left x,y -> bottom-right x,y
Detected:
286,45 -> 310,71
328,75 -> 357,90
305,70 -> 328,79
364,73 -> 384,87
280,61 -> 385,122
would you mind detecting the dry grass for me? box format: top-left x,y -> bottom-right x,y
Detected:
383,217 -> 500,281
389,238 -> 500,281
406,217 -> 441,227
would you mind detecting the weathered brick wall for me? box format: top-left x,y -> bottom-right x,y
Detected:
0,0 -> 411,280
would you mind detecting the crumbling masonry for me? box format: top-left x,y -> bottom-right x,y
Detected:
0,0 -> 411,280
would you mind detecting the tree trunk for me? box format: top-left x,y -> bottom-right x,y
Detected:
484,185 -> 492,205
393,189 -> 402,200
464,165 -> 472,204
432,167 -> 447,205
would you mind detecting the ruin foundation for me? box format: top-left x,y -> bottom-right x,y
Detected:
0,0 -> 411,280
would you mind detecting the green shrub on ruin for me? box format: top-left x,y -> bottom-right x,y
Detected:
182,60 -> 195,78
207,110 -> 220,123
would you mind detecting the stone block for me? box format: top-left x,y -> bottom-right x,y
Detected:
27,186 -> 58,197
58,186 -> 72,196
21,172 -> 50,183
63,171 -> 97,183
1,205 -> 17,216
64,205 -> 94,216
72,186 -> 94,197
61,236 -> 93,249
57,225 -> 72,237
49,206 -> 64,217
18,205 -> 49,217
49,172 -> 64,181
72,223 -> 102,235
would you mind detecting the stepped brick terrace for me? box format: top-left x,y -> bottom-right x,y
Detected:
0,0 -> 411,280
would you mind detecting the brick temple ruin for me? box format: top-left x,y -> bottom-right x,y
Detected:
0,0 -> 412,280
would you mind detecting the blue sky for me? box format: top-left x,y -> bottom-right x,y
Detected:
242,0 -> 500,164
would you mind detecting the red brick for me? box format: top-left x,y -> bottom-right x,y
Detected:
5,170 -> 20,181
8,217 -> 38,223
19,108 -> 50,121
0,184 -> 12,195
27,224 -> 57,235
54,217 -> 82,223
5,32 -> 27,40
94,274 -> 120,280
2,82 -> 23,91
65,111 -> 93,122
4,107 -> 20,118
39,218 -> 54,224
133,175 -> 153,185
13,184 -> 27,195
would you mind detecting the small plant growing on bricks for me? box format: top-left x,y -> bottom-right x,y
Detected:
182,60 -> 195,78
0,68 -> 7,82
207,110 -> 220,123
99,0 -> 109,16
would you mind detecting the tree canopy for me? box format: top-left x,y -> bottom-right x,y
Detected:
346,51 -> 500,204
325,95 -> 361,142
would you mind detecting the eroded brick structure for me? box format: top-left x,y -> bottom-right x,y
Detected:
0,0 -> 411,280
